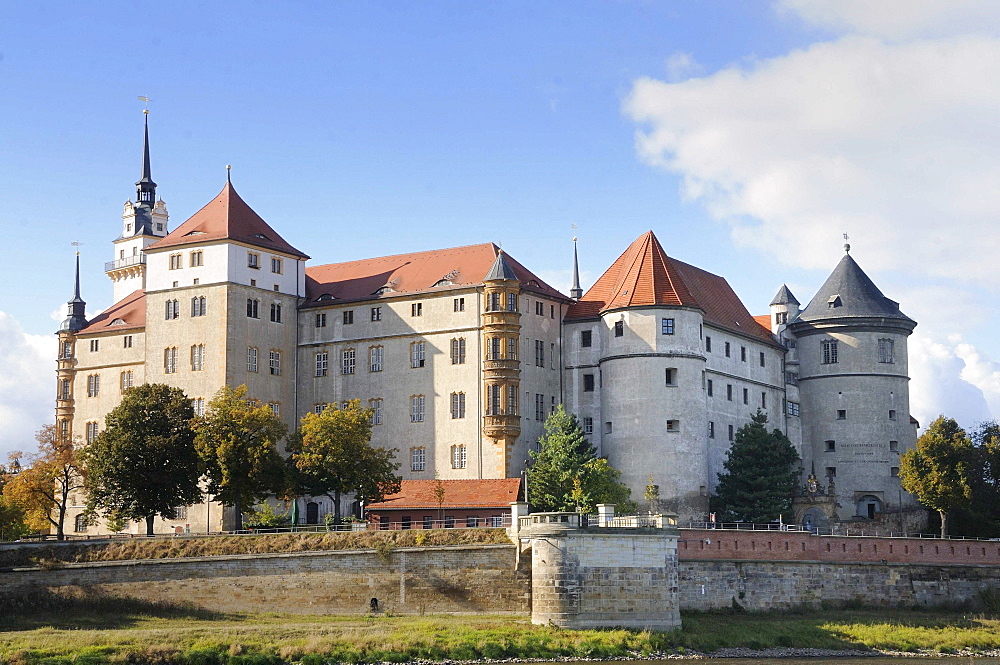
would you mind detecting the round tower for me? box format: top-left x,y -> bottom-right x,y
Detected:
481,250 -> 522,477
789,246 -> 921,530
55,253 -> 88,445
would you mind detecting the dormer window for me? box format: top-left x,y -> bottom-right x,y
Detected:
828,295 -> 842,309
374,285 -> 394,295
254,233 -> 269,240
317,294 -> 334,301
157,223 -> 164,231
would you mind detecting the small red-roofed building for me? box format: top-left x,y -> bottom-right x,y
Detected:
365,478 -> 521,529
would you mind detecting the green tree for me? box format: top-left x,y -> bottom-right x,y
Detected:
712,410 -> 800,523
194,385 -> 288,531
83,384 -> 202,535
2,425 -> 84,540
288,400 -> 400,524
527,405 -> 635,513
900,415 -> 974,538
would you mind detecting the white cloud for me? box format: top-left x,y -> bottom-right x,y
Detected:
0,312 -> 55,459
624,34 -> 1000,280
909,333 -> 995,431
665,52 -> 700,81
776,0 -> 1000,41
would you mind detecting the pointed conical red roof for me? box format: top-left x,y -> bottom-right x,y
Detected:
568,231 -> 777,345
146,182 -> 308,258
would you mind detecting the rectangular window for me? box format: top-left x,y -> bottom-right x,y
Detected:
410,395 -> 425,423
760,351 -> 766,367
535,301 -> 544,316
315,312 -> 327,328
60,379 -> 70,400
370,346 -> 384,372
761,392 -> 767,409
605,421 -> 613,434
725,342 -> 731,358
61,341 -> 72,358
728,424 -> 734,441
583,374 -> 595,392
825,440 -> 836,452
822,339 -> 839,364
454,297 -> 465,312
743,387 -> 749,405
614,320 -> 624,337
707,379 -> 713,396
508,387 -> 518,416
662,318 -> 674,335
247,299 -> 259,319
248,252 -> 260,269
247,347 -> 258,372
550,343 -> 555,369
120,370 -> 133,392
705,336 -> 712,352
551,304 -> 555,319
891,466 -> 899,477
708,421 -> 715,438
315,352 -> 328,377
370,398 -> 383,425
371,306 -> 382,321
410,447 -> 426,471
190,344 -> 205,371
411,341 -> 426,368
86,421 -> 99,443
269,350 -> 281,376
665,367 -> 677,386
190,250 -> 203,267
314,403 -> 327,414
342,349 -> 356,375
165,299 -> 179,320
666,419 -> 680,432
87,374 -> 100,397
487,384 -> 501,415
581,330 -> 592,347
487,292 -> 501,311
507,293 -> 518,312
878,338 -> 894,364
727,384 -> 733,401
890,440 -> 899,452
451,338 -> 466,364
192,398 -> 205,417
583,417 -> 594,435
190,296 -> 206,317
163,347 -> 177,374
169,253 -> 182,270
740,345 -> 746,361
487,337 -> 501,360
343,310 -> 354,325
89,339 -> 99,352
535,339 -> 544,367
889,409 -> 897,421
270,303 -> 282,323
271,257 -> 282,274
451,444 -> 467,469
451,392 -> 466,419
268,402 -> 280,416
837,409 -> 847,420
535,393 -> 545,421
826,466 -> 837,478
422,515 -> 433,529
411,303 -> 422,317
123,335 -> 132,349
787,401 -> 800,417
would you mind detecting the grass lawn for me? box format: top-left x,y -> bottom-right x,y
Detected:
2,599 -> 1000,664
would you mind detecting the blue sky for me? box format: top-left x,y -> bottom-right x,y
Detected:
3,1 -> 1000,457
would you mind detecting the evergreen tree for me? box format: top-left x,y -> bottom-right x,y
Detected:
83,384 -> 202,535
899,415 -> 974,538
193,385 -> 288,531
712,410 -> 799,523
527,405 -> 635,513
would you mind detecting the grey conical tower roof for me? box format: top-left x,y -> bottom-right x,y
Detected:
797,254 -> 914,324
61,254 -> 88,332
770,284 -> 799,306
484,249 -> 519,281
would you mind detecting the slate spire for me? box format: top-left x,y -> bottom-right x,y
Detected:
135,112 -> 157,207
570,237 -> 583,300
61,253 -> 88,332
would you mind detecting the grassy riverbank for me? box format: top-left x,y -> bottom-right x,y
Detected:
2,600 -> 1000,664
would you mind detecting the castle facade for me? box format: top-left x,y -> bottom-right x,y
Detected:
55,121 -> 922,533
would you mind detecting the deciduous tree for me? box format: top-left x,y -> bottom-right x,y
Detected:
900,415 -> 974,538
2,426 -> 83,540
527,405 -> 635,513
194,385 -> 288,531
288,400 -> 400,524
83,384 -> 202,535
712,410 -> 800,523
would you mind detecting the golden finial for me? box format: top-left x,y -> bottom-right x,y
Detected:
138,95 -> 151,115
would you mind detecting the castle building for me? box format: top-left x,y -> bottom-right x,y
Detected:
55,120 -> 922,533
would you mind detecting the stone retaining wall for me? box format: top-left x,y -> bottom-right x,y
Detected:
1,544 -> 529,615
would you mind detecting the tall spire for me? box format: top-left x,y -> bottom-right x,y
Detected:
135,111 -> 156,206
61,250 -> 88,332
570,237 -> 583,300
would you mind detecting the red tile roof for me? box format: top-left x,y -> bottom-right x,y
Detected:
304,243 -> 568,305
146,182 -> 308,258
568,231 -> 778,345
80,289 -> 146,334
365,478 -> 521,511
753,314 -> 772,330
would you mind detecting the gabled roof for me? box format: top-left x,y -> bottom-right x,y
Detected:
797,253 -> 914,325
770,284 -> 800,306
80,290 -> 146,334
145,182 -> 308,258
567,231 -> 777,344
365,478 -> 521,511
304,243 -> 568,305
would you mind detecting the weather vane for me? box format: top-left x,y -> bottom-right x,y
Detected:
571,223 -> 578,242
843,232 -> 850,254
138,95 -> 152,115
71,240 -> 83,257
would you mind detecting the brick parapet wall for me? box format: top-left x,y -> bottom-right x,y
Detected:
679,528 -> 1000,566
1,544 -> 529,615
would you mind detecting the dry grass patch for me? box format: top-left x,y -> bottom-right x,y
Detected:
0,529 -> 510,568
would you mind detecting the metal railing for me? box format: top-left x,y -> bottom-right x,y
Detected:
105,254 -> 146,272
682,521 -> 1000,541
